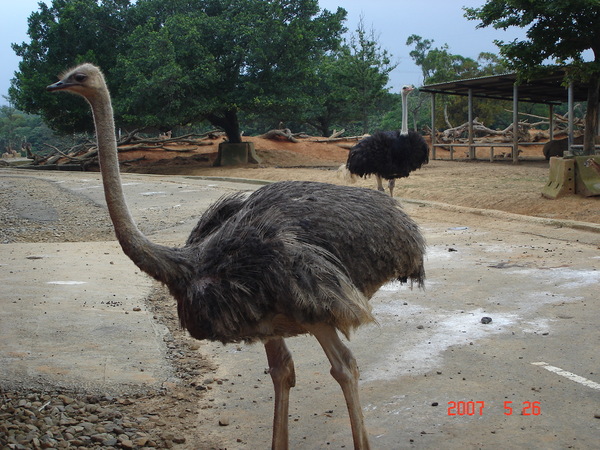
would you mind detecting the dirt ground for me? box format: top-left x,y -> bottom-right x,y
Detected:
121,135 -> 600,225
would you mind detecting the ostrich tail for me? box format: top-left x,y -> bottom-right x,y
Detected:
337,163 -> 357,183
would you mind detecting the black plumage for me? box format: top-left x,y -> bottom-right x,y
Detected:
347,130 -> 429,180
345,85 -> 430,196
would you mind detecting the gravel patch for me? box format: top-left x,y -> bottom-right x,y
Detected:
1,172 -> 218,449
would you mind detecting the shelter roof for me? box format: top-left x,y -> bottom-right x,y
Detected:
420,71 -> 589,104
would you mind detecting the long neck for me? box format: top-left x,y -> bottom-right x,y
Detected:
88,91 -> 188,283
401,92 -> 409,135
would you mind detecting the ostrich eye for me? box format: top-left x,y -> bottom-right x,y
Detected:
74,73 -> 87,82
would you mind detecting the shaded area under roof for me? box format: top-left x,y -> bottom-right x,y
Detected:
420,71 -> 589,104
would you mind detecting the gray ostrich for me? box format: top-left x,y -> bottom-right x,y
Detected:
346,85 -> 429,197
47,64 -> 426,450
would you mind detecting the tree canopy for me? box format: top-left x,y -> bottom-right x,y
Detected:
302,18 -> 396,136
113,0 -> 346,142
464,0 -> 600,154
10,0 -> 132,134
0,104 -> 87,156
10,0 -> 348,141
406,35 -> 510,130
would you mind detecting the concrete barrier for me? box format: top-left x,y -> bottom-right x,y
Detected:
574,155 -> 600,197
541,157 -> 575,199
213,142 -> 261,166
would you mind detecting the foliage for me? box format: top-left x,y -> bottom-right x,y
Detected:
0,105 -> 85,156
407,35 -> 481,85
10,0 -> 132,134
114,0 -> 348,142
334,18 -> 396,133
301,17 -> 396,136
406,35 -> 511,130
464,0 -> 600,153
10,0 -> 347,143
464,0 -> 600,75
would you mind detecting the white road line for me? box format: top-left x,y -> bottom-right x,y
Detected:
532,362 -> 600,390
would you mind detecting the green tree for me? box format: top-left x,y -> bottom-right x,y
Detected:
407,35 -> 511,129
336,18 -> 396,133
10,0 -> 346,143
302,18 -> 395,136
406,35 -> 482,85
10,0 -> 132,134
300,54 -> 349,137
464,0 -> 600,155
0,105 -> 82,156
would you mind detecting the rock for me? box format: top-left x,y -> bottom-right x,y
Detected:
120,438 -> 135,449
133,436 -> 149,446
90,433 -> 112,442
58,395 -> 75,405
481,317 -> 493,324
218,416 -> 230,426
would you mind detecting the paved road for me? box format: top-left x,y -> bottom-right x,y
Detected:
1,169 -> 599,448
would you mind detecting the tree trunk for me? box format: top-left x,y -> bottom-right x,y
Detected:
307,118 -> 330,137
319,119 -> 330,138
206,109 -> 242,143
584,71 -> 600,155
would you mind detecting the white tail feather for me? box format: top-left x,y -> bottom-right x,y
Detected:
337,164 -> 357,183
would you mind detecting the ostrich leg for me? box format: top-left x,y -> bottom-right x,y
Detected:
264,337 -> 296,450
305,324 -> 370,450
375,175 -> 385,192
388,179 -> 396,197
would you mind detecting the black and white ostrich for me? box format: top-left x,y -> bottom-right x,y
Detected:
47,64 -> 426,450
346,85 -> 429,196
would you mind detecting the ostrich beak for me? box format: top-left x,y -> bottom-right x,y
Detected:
46,80 -> 74,92
46,78 -> 77,92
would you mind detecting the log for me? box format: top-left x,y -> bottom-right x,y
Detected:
328,129 -> 346,139
440,119 -> 530,143
162,146 -> 196,152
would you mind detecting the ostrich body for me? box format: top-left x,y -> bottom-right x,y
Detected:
47,64 -> 426,450
346,86 -> 429,196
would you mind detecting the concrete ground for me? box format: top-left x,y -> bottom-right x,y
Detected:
1,169 -> 599,448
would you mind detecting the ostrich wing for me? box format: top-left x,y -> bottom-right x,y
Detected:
186,192 -> 247,246
177,204 -> 372,343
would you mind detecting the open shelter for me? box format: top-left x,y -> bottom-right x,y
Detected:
420,71 -> 595,162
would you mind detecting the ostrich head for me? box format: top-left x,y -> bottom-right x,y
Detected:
401,85 -> 415,96
46,63 -> 106,100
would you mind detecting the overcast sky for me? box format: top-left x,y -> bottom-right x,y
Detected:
1,0 -> 527,107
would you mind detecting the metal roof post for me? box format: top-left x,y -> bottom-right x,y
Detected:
549,104 -> 554,141
468,88 -> 474,159
568,82 -> 574,154
431,93 -> 436,160
513,83 -> 519,163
